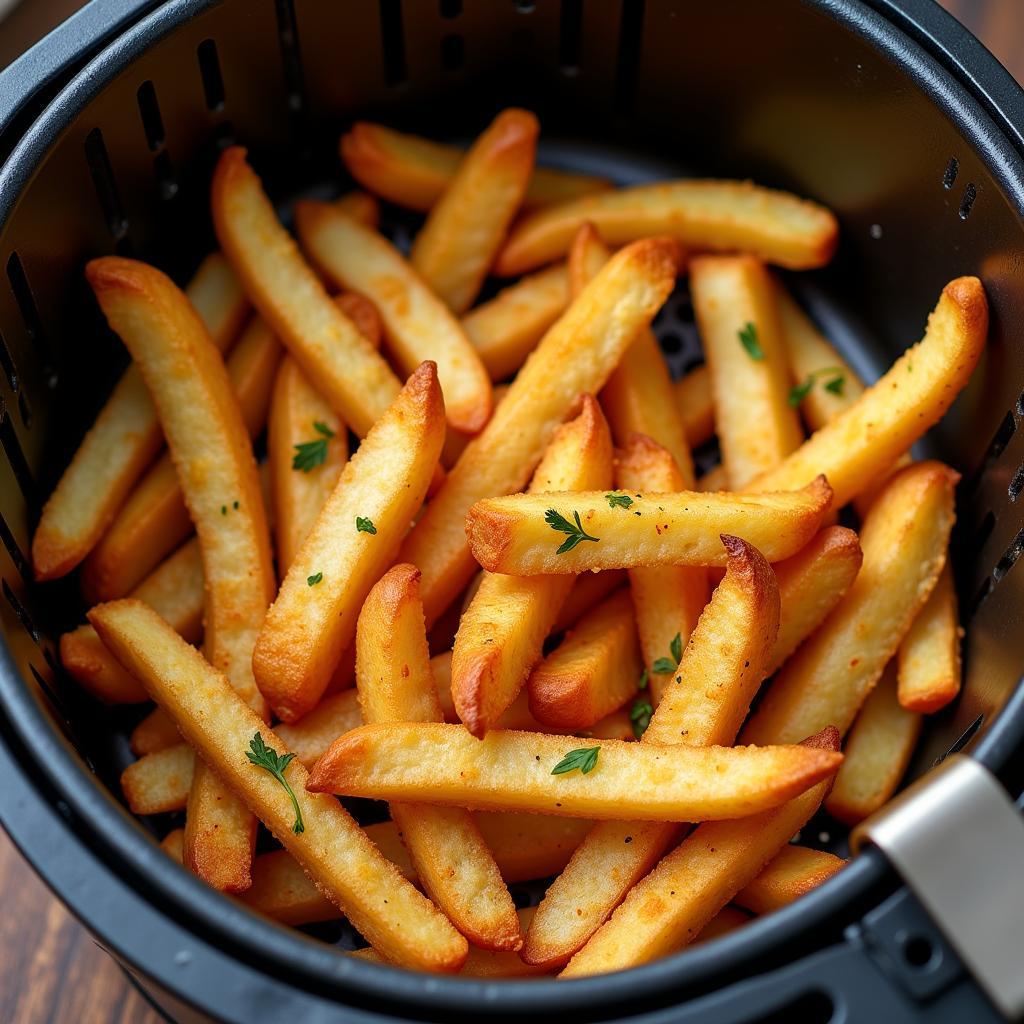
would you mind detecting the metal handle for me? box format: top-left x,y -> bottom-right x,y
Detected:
852,754 -> 1024,1020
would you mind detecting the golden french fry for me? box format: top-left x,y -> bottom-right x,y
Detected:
61,538 -> 204,704
130,707 -> 181,756
466,476 -> 832,575
748,278 -> 986,507
239,848 -> 345,926
734,845 -> 846,915
615,435 -> 708,706
826,661 -> 922,825
334,190 -> 380,228
334,291 -> 383,350
308,722 -> 842,821
897,562 -> 962,713
410,109 -> 538,313
89,599 -> 468,972
523,536 -> 778,968
568,224 -> 695,486
496,180 -> 839,277
462,264 -> 569,382
442,384 -> 509,468
267,357 -> 348,575
32,253 -> 246,580
552,570 -> 627,633
121,743 -> 195,814
675,365 -> 715,449
691,256 -> 803,488
275,690 -> 363,768
255,363 -> 445,722
697,464 -> 728,492
82,313 -> 282,602
161,828 -> 185,860
339,121 -> 610,213
295,201 -> 493,432
211,146 -> 404,437
86,255 -> 275,893
358,564 -> 521,951
694,907 -> 751,943
744,462 -> 957,745
452,396 -> 613,736
528,589 -> 641,731
400,237 -> 680,626
560,728 -> 840,977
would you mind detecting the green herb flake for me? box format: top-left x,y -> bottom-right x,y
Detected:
221,505 -> 227,515
246,732 -> 304,834
313,420 -> 336,439
233,500 -> 240,510
653,632 -> 684,674
292,438 -> 329,472
788,367 -> 846,406
670,632 -> 683,664
638,668 -> 649,691
545,508 -> 600,555
356,516 -> 377,535
606,493 -> 634,510
551,746 -> 600,776
307,572 -> 323,586
630,700 -> 654,740
738,322 -> 764,361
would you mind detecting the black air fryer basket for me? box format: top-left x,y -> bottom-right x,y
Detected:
2,1 -> 1024,1021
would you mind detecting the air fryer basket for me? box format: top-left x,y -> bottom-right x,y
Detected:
1,0 -> 1024,1021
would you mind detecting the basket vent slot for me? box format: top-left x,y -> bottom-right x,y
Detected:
1010,464 -> 1024,503
16,390 -> 30,428
942,157 -> 959,189
967,410 -> 1016,493
614,0 -> 645,110
6,251 -> 51,364
136,81 -> 165,151
379,0 -> 407,86
993,528 -> 1024,583
967,576 -> 993,621
197,40 -> 226,112
0,399 -> 35,504
439,0 -> 461,17
559,0 -> 583,72
275,0 -> 308,115
84,128 -> 129,242
0,327 -> 19,392
0,511 -> 30,584
1016,390 -> 1024,419
959,182 -> 977,219
3,578 -> 39,643
441,33 -> 464,71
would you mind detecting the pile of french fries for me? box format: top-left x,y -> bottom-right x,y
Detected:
35,107 -> 987,977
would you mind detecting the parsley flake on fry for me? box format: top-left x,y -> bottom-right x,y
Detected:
246,732 -> 304,834
788,367 -> 846,406
551,746 -> 600,775
652,631 -> 683,674
738,321 -> 764,360
307,572 -> 323,586
355,516 -> 377,534
606,492 -> 634,510
545,508 -> 600,554
292,420 -> 336,473
630,699 -> 653,739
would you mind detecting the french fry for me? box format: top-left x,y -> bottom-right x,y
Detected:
747,278 -> 986,507
496,180 -> 839,277
552,570 -> 627,633
32,253 -> 246,580
615,435 -> 708,706
267,357 -> 348,575
254,363 -> 445,722
275,690 -> 363,768
409,110 -> 537,314
60,537 -> 203,704
81,313 -> 282,602
584,709 -> 635,741
691,256 -> 803,489
897,563 -> 962,713
130,707 -> 181,756
675,365 -> 715,449
211,146 -> 404,437
295,201 -> 493,432
239,848 -> 346,926
358,564 -> 521,951
339,121 -> 610,213
466,476 -> 832,575
443,384 -> 509,468
399,238 -> 680,626
697,464 -> 728,492
121,743 -> 195,814
560,728 -> 840,977
462,264 -> 569,381
452,396 -> 613,736
694,907 -> 751,943
308,722 -> 842,821
743,462 -> 957,745
826,661 -> 922,825
523,536 -> 778,968
86,255 -> 275,893
333,291 -> 383,350
161,828 -> 185,861
89,599 -> 468,972
568,225 -> 695,485
734,845 -> 846,915
528,589 -> 641,730
334,190 -> 380,228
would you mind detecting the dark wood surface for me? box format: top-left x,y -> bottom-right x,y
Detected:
0,0 -> 1020,1021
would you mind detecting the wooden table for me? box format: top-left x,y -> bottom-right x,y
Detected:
0,1 -> 1021,1021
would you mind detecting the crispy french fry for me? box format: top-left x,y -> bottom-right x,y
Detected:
275,690 -> 363,768
744,462 -> 957,745
496,180 -> 839,277
410,109 -> 538,313
255,363 -> 445,722
560,728 -> 840,977
697,464 -> 728,492
90,599 -> 468,972
339,121 -> 610,213
552,570 -> 627,633
32,253 -> 246,580
568,225 -> 695,486
692,256 -> 803,488
826,661 -> 922,825
615,435 -> 708,706
748,278 -> 986,507
358,564 -> 521,951
295,202 -> 492,432
734,845 -> 846,914
452,397 -> 612,736
239,848 -> 345,926
335,190 -> 380,228
897,563 -> 962,713
528,589 -> 641,730
400,238 -> 680,626
121,743 -> 195,814
130,707 -> 181,755
675,365 -> 715,449
212,146 -> 404,437
86,255 -> 275,893
694,907 -> 751,943
267,357 -> 348,575
161,828 -> 185,861
334,291 -> 383,350
61,538 -> 204,704
82,313 -> 282,602
308,722 -> 841,821
523,536 -> 778,968
462,264 -> 569,381
443,384 -> 509,468
466,476 -> 832,575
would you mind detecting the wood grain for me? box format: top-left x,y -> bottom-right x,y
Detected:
0,1 -> 1017,1021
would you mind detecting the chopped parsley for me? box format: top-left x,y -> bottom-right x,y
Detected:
738,321 -> 764,360
545,509 -> 599,554
551,746 -> 600,776
355,516 -> 377,535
